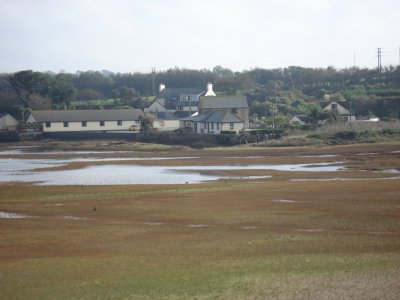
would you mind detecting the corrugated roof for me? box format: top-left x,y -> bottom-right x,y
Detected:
199,96 -> 248,110
30,109 -> 144,122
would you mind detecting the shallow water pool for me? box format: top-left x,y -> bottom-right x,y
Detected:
0,155 -> 342,185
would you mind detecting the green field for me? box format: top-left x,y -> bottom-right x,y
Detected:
1,143 -> 400,299
69,97 -> 154,108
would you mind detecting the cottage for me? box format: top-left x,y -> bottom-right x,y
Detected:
145,83 -> 216,115
0,113 -> 19,131
320,101 -> 355,123
181,95 -> 249,134
26,109 -> 143,132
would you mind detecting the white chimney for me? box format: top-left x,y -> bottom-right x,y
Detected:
205,82 -> 216,96
159,84 -> 166,93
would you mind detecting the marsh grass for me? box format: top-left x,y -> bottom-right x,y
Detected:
268,122 -> 400,147
1,143 -> 400,299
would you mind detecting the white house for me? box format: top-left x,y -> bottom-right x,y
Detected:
181,95 -> 249,134
144,83 -> 217,131
320,101 -> 356,123
145,83 -> 216,114
0,114 -> 19,131
26,109 -> 144,132
182,110 -> 245,134
145,99 -> 167,113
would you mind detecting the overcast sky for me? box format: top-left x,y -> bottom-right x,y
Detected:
1,0 -> 399,73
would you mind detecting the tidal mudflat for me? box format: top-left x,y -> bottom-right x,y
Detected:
1,142 -> 399,299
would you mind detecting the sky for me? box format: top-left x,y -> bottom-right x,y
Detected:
1,0 -> 399,74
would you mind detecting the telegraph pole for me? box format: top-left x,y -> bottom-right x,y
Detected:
377,48 -> 382,72
151,67 -> 156,96
272,98 -> 275,134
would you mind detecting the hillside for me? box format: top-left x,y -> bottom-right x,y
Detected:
1,66 -> 399,122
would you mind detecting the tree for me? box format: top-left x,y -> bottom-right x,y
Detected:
118,86 -> 138,103
74,71 -> 112,99
307,104 -> 329,122
140,113 -> 155,131
51,73 -> 76,107
7,70 -> 53,108
29,93 -> 52,110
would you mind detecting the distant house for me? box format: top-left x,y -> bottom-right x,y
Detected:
181,95 -> 249,134
145,83 -> 216,131
26,109 -> 143,132
320,101 -> 356,123
145,83 -> 216,115
288,115 -> 313,125
0,113 -> 19,131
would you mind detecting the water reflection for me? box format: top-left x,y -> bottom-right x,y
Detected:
0,155 -> 341,185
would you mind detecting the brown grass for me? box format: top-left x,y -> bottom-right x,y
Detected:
0,142 -> 400,299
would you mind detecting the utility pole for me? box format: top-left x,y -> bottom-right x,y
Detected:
272,98 -> 275,134
353,50 -> 356,69
377,48 -> 382,72
188,96 -> 192,117
151,67 -> 156,96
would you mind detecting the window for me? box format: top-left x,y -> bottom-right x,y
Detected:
211,123 -> 214,129
232,108 -> 237,113
100,121 -> 105,127
216,123 -> 219,130
82,121 -> 87,127
230,123 -> 234,130
203,123 -> 207,129
45,122 -> 51,128
63,121 -> 69,127
331,103 -> 337,110
117,120 -> 123,126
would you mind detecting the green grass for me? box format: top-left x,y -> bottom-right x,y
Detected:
70,98 -> 118,107
69,96 -> 154,108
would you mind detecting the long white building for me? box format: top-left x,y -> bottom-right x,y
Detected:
26,109 -> 143,132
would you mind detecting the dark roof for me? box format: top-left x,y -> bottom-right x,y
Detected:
30,109 -> 144,122
199,96 -> 248,110
156,87 -> 205,101
184,111 -> 243,123
151,111 -> 177,120
173,111 -> 193,119
174,100 -> 199,107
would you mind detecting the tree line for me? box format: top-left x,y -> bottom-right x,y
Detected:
1,65 -> 399,121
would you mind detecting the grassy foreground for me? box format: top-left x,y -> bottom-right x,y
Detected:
1,143 -> 400,299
